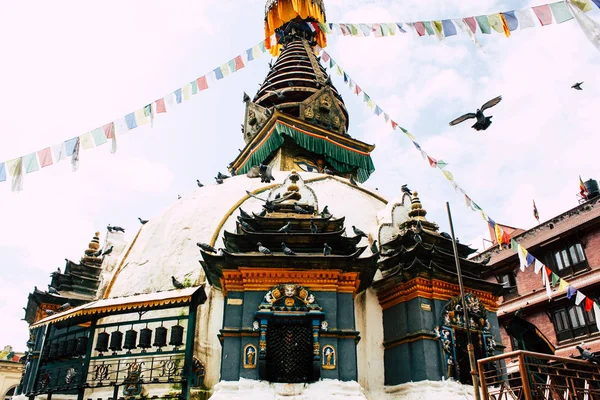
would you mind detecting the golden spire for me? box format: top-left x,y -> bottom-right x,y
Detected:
408,191 -> 428,221
81,232 -> 103,266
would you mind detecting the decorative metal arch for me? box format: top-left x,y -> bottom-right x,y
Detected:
433,293 -> 497,382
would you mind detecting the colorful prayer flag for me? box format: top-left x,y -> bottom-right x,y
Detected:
37,148 -> 53,168
515,9 -> 536,29
0,162 -> 5,182
125,113 -> 137,130
572,0 -> 593,12
558,279 -> 569,292
437,160 -> 448,169
503,11 -> 519,30
442,20 -> 457,36
580,175 -> 588,199
214,67 -> 224,80
422,21 -> 435,35
443,170 -> 454,181
174,89 -> 183,104
91,128 -> 106,146
585,297 -> 594,312
154,98 -> 166,114
427,156 -> 437,167
534,259 -> 544,274
551,272 -> 560,287
23,152 -> 39,173
183,84 -> 191,101
197,76 -> 208,91
374,106 -> 383,116
510,238 -> 518,253
234,55 -> 245,71
414,22 -> 426,36
567,286 -> 577,299
464,17 -> 478,33
575,291 -> 586,305
79,132 -> 94,150
7,157 -> 23,192
475,15 -> 492,33
134,108 -> 148,126
51,142 -> 66,163
533,5 -> 554,26
396,23 -> 407,33
549,2 -> 574,23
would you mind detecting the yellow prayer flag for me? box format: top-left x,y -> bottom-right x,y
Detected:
220,63 -> 230,77
336,65 -> 343,76
443,170 -> 454,181
405,132 -> 416,141
6,158 -> 22,176
79,132 -> 95,150
480,211 -> 487,222
487,14 -> 508,36
134,108 -> 148,126
183,84 -> 191,101
558,278 -> 569,291
494,224 -> 503,249
572,0 -> 593,12
387,23 -> 396,36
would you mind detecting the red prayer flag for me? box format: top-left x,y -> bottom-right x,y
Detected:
103,122 -> 115,139
580,175 -> 588,199
391,120 -> 398,130
533,5 -> 553,26
545,266 -> 552,278
197,76 -> 208,91
322,52 -> 330,63
501,230 -> 511,245
414,22 -> 426,36
155,98 -> 166,114
339,24 -> 350,35
37,147 -> 53,168
464,17 -> 477,33
234,55 -> 245,70
354,85 -> 362,95
585,297 -> 594,312
427,156 -> 437,167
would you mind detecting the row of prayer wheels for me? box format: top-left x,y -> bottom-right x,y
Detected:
95,325 -> 185,354
41,336 -> 88,361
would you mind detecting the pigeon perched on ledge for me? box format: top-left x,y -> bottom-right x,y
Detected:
282,242 -> 296,256
171,276 -> 185,289
197,242 -> 217,253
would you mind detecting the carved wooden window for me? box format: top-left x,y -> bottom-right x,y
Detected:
552,301 -> 598,342
545,242 -> 588,278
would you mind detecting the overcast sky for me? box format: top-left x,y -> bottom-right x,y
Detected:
1,0 -> 598,351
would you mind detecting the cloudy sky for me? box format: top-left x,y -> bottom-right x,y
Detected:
1,0 -> 598,350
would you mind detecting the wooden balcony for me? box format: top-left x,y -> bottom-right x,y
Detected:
477,350 -> 600,400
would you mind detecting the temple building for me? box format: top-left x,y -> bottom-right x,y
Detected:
16,1 -> 508,399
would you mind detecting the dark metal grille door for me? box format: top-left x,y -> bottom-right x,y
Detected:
266,319 -> 313,383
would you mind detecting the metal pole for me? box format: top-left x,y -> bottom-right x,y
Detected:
446,202 -> 481,400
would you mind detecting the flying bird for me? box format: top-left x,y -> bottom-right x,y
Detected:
217,172 -> 230,180
138,217 -> 148,225
178,194 -> 182,199
572,82 -> 583,91
401,184 -> 412,196
278,221 -> 292,233
352,226 -> 367,238
281,242 -> 296,256
215,177 -> 224,184
47,286 -> 60,295
197,180 -> 204,187
576,345 -> 600,364
323,243 -> 332,256
257,242 -> 272,255
102,246 -> 113,256
449,96 -> 502,131
197,242 -> 217,253
310,220 -> 318,234
171,276 -> 185,289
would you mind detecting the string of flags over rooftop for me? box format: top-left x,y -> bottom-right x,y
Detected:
1,0 -> 599,191
318,49 -> 600,331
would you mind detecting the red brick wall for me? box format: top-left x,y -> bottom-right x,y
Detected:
583,229 -> 600,267
498,306 -> 557,349
512,259 -> 544,294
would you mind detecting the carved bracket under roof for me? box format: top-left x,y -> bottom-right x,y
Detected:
243,97 -> 271,144
300,86 -> 347,135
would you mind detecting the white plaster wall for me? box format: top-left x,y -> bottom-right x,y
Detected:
355,287 -> 385,400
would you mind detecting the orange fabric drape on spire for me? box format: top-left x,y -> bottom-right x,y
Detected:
265,0 -> 327,56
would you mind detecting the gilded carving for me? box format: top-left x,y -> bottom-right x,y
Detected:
243,344 -> 257,369
304,107 -> 314,119
322,345 -> 336,370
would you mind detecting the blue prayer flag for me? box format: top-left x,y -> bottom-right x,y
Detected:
413,141 -> 422,151
246,48 -> 254,61
594,0 -> 600,9
359,24 -> 371,36
441,20 -> 457,36
174,89 -> 182,104
125,113 -> 137,129
374,106 -> 383,115
214,67 -> 224,80
526,253 -> 535,266
0,162 -> 5,182
567,286 -> 577,299
503,11 -> 519,31
343,72 -> 348,83
487,217 -> 496,227
396,22 -> 407,33
65,137 -> 79,156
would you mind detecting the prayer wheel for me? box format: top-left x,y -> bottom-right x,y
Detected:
109,331 -> 123,352
124,329 -> 138,351
169,325 -> 184,347
153,326 -> 167,348
138,328 -> 152,350
95,332 -> 109,353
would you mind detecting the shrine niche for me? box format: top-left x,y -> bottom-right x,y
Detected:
243,344 -> 257,369
300,87 -> 348,135
434,294 -> 497,384
322,345 -> 336,370
255,284 -> 325,383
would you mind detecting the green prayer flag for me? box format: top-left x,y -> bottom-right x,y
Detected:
549,2 -> 574,23
330,58 -> 335,68
91,127 -> 107,146
472,202 -> 482,211
23,152 -> 39,173
399,127 -> 408,134
510,239 -> 519,253
348,24 -> 359,35
228,59 -> 236,73
422,21 -> 435,35
475,15 -> 492,34
259,41 -> 266,52
380,23 -> 389,36
551,272 -> 560,287
437,160 -> 448,169
191,80 -> 198,95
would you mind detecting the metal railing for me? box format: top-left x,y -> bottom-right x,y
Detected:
478,350 -> 600,400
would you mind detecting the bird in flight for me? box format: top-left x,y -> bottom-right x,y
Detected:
449,96 -> 502,131
572,82 -> 583,91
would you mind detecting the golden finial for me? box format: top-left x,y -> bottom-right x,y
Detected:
82,232 -> 103,266
408,191 -> 428,221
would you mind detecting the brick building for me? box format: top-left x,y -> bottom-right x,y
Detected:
474,181 -> 600,360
